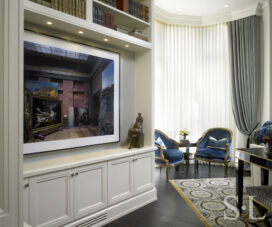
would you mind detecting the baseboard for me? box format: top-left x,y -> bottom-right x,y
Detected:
64,188 -> 157,227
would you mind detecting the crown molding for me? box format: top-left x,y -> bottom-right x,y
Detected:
155,3 -> 264,26
154,6 -> 202,25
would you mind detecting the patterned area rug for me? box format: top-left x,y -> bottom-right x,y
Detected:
170,178 -> 272,227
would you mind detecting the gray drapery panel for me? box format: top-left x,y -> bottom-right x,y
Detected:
228,16 -> 261,135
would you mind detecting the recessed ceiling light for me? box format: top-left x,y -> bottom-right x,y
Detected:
125,44 -> 129,48
104,38 -> 109,42
178,9 -> 183,12
224,4 -> 229,8
46,21 -> 53,25
78,30 -> 84,34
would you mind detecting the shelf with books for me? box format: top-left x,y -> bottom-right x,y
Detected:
29,0 -> 87,19
93,0 -> 150,29
24,0 -> 152,52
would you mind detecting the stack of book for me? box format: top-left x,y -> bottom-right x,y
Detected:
129,29 -> 148,41
30,0 -> 86,19
99,0 -> 116,7
93,6 -> 114,29
128,0 -> 149,22
114,25 -> 129,34
99,0 -> 149,23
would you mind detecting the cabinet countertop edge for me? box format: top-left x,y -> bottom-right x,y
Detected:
24,146 -> 156,178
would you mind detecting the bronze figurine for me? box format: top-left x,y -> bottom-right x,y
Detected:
127,113 -> 144,149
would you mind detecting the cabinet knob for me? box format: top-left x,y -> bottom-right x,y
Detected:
75,172 -> 78,176
24,183 -> 29,188
71,173 -> 75,177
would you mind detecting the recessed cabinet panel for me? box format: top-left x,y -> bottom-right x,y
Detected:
108,157 -> 133,205
23,180 -> 30,224
133,153 -> 154,195
74,163 -> 107,219
29,171 -> 73,227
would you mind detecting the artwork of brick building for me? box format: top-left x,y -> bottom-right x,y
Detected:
23,41 -> 115,143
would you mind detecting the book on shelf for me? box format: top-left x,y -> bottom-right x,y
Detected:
129,29 -> 148,41
93,5 -> 114,29
99,0 -> 116,7
116,0 -> 123,11
30,0 -> 86,20
114,25 -> 129,34
98,0 -> 149,22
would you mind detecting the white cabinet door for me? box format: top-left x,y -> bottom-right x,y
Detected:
133,153 -> 154,195
108,157 -> 133,205
29,170 -> 73,227
73,163 -> 107,219
23,179 -> 30,225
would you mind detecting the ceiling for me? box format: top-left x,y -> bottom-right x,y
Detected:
155,0 -> 265,17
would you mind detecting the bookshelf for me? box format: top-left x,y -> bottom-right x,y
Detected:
24,0 -> 152,50
93,0 -> 150,28
22,0 -> 154,225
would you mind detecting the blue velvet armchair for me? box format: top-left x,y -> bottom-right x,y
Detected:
154,129 -> 184,180
194,128 -> 233,177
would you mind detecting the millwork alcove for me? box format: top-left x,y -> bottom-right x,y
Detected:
22,0 -> 156,226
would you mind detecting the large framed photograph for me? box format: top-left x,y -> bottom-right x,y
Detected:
24,31 -> 120,154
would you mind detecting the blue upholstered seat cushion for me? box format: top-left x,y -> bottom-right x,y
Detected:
206,136 -> 227,150
155,137 -> 166,149
164,149 -> 183,164
196,148 -> 227,160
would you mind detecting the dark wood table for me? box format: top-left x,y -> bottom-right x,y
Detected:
236,148 -> 272,213
179,140 -> 197,164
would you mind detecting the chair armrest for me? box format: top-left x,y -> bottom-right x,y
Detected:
196,137 -> 203,149
224,143 -> 230,162
155,144 -> 169,164
169,138 -> 179,149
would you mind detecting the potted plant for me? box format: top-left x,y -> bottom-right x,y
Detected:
179,128 -> 190,140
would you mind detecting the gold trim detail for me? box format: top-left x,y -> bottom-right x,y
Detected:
236,149 -> 272,162
169,180 -> 211,227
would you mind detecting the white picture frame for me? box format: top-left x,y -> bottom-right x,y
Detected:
23,31 -> 120,154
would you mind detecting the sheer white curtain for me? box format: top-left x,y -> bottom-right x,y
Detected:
155,20 -> 236,163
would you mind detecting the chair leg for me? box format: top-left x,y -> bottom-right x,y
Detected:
195,159 -> 198,174
166,167 -> 169,181
224,163 -> 228,177
181,163 -> 185,174
175,166 -> 179,171
194,160 -> 197,173
208,162 -> 211,177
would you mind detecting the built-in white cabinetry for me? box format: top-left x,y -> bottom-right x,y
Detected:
133,153 -> 154,195
24,179 -> 30,225
24,162 -> 107,227
24,148 -> 156,227
29,169 -> 74,227
108,157 -> 133,205
22,0 -> 155,225
108,152 -> 153,205
73,163 -> 107,219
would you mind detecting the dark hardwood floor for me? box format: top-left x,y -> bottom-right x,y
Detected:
104,164 -> 239,227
